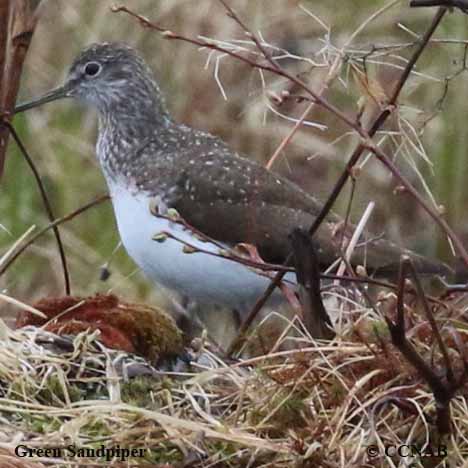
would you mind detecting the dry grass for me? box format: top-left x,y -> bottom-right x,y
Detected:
1,287 -> 467,467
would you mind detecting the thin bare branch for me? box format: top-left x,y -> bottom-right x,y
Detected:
386,256 -> 468,434
290,228 -> 335,340
111,5 -> 368,139
2,121 -> 71,294
0,0 -> 41,179
0,194 -> 109,278
411,0 -> 468,12
405,259 -> 455,383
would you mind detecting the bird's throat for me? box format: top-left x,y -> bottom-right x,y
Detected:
96,109 -> 170,185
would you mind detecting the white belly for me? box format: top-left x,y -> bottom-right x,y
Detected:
109,184 -> 295,312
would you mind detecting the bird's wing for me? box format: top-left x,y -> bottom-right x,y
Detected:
154,138 -> 345,266
140,131 -> 451,275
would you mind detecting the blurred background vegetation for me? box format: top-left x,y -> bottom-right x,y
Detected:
2,0 -> 468,322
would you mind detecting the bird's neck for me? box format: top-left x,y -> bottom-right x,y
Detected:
96,99 -> 171,185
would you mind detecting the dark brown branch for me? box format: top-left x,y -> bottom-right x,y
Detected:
0,0 -> 41,179
307,7 -> 448,239
2,121 -> 71,294
290,229 -> 335,340
406,262 -> 455,385
411,0 -> 468,12
366,140 -> 468,265
0,194 -> 109,278
386,257 -> 468,434
0,3 -> 12,97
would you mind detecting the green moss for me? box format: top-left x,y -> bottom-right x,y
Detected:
128,305 -> 184,362
373,320 -> 391,339
142,444 -> 183,464
82,417 -> 112,439
36,375 -> 84,405
120,376 -> 162,407
248,388 -> 307,433
22,413 -> 63,434
328,378 -> 347,406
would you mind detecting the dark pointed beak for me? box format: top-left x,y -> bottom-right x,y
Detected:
14,84 -> 71,114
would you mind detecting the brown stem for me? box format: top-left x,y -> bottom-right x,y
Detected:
290,228 -> 335,340
368,141 -> 468,265
0,0 -> 41,179
0,194 -> 109,278
411,0 -> 468,11
386,256 -> 468,434
3,121 -> 71,294
405,259 -> 454,384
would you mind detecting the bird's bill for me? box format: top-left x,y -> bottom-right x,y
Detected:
14,85 -> 70,114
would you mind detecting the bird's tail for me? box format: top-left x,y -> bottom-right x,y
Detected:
350,237 -> 453,278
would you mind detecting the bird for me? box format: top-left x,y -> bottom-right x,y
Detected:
14,42 -> 452,315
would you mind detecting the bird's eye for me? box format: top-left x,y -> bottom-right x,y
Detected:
84,61 -> 102,77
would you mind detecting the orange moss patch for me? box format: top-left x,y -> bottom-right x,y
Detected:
16,294 -> 184,362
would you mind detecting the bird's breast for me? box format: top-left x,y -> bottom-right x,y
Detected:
107,183 -> 295,310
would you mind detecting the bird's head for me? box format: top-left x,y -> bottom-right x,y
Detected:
16,42 -> 168,120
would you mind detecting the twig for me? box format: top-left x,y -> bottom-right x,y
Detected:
367,138 -> 468,265
0,3 -> 12,102
0,194 -> 109,278
157,230 -> 293,276
0,0 -> 41,179
152,209 -> 407,291
2,121 -> 71,294
290,228 -> 335,340
266,54 -> 343,170
111,5 -> 368,139
340,175 -> 357,256
385,256 -> 468,434
154,215 -> 426,293
154,215 -> 452,307
405,259 -> 455,384
410,0 -> 468,12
